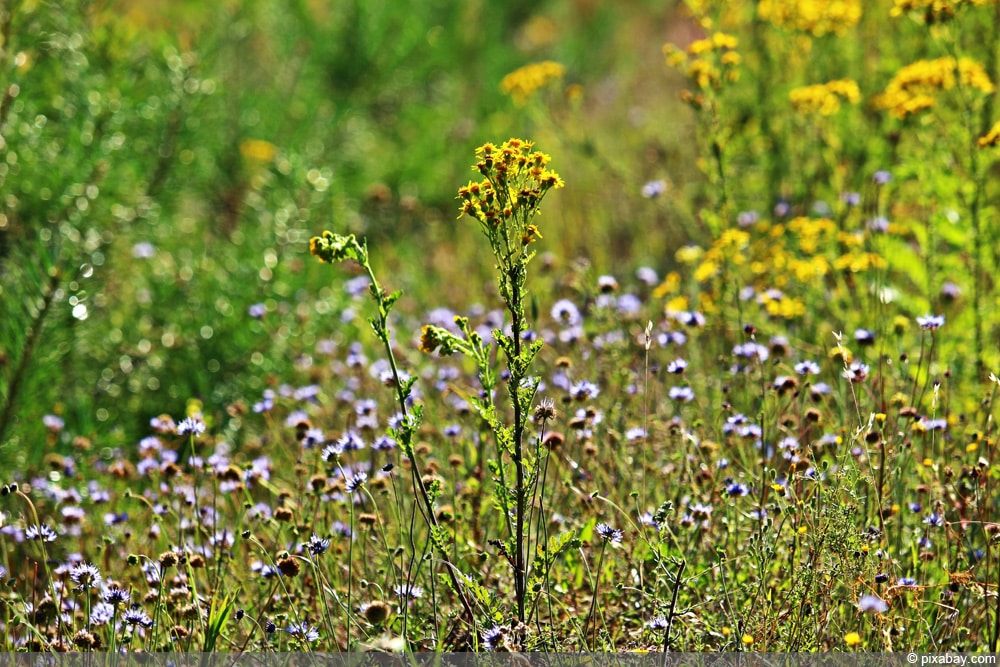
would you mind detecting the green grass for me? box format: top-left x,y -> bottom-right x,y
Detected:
2,0 -> 1000,653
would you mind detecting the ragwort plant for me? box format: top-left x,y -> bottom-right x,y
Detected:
312,139 -> 565,645
421,139 -> 564,630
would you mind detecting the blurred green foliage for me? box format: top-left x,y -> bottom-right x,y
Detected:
0,0 -> 662,467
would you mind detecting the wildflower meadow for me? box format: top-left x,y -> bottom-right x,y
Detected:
4,0 -> 1000,653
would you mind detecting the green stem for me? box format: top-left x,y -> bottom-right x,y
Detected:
356,246 -> 477,626
663,559 -> 686,653
508,263 -> 528,625
584,543 -> 608,649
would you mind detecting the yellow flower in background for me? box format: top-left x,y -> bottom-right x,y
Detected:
717,227 -> 750,250
500,61 -> 566,106
239,139 -> 277,163
788,216 -> 836,254
565,83 -> 585,104
186,398 -> 204,418
980,121 -> 1000,148
789,256 -> 830,281
720,51 -> 742,67
687,60 -> 722,89
664,32 -> 740,91
836,230 -> 865,248
687,38 -> 715,56
712,32 -> 739,49
790,79 -> 861,115
758,0 -> 862,36
665,295 -> 690,313
694,258 -> 720,282
675,245 -> 705,264
845,631 -> 862,647
652,271 -> 682,299
874,57 -> 995,119
763,294 -> 806,318
834,250 -> 887,272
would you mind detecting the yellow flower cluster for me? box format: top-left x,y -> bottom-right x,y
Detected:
660,213 -> 894,321
890,0 -> 1000,22
758,0 -> 862,36
759,292 -> 807,318
664,32 -> 741,93
788,216 -> 837,254
500,61 -> 566,106
789,79 -> 861,115
457,139 -> 563,246
979,121 -> 1000,148
834,249 -> 887,272
687,227 -> 749,282
874,57 -> 995,119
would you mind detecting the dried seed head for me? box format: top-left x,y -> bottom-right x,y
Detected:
363,601 -> 392,625
158,551 -> 179,568
276,554 -> 301,577
73,631 -> 99,649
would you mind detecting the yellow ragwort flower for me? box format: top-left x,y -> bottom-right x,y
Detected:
834,250 -> 887,272
790,79 -> 861,115
458,138 -> 563,255
500,61 -> 566,106
758,0 -> 863,36
665,33 -> 740,91
845,631 -> 862,647
874,57 -> 995,119
694,259 -> 719,282
979,120 -> 1000,148
789,256 -> 830,281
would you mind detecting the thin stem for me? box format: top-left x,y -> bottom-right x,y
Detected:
357,248 -> 477,625
583,543 -> 608,649
662,559 -> 687,653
